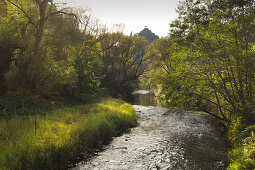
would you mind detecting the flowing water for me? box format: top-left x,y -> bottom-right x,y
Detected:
72,91 -> 228,170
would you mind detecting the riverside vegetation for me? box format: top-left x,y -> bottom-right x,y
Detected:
0,0 -> 254,169
0,98 -> 138,169
140,0 -> 255,169
0,0 -> 145,169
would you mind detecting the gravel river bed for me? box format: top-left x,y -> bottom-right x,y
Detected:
72,102 -> 228,169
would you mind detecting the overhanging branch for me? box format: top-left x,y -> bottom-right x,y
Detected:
6,0 -> 37,28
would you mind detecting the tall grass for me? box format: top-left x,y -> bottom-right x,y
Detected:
0,98 -> 138,170
227,122 -> 255,169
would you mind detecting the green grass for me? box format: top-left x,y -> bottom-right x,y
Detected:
227,119 -> 255,169
227,133 -> 255,170
0,98 -> 138,170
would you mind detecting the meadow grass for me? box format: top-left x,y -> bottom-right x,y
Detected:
227,122 -> 255,169
0,98 -> 138,170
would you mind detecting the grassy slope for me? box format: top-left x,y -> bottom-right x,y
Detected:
227,120 -> 255,169
0,98 -> 138,170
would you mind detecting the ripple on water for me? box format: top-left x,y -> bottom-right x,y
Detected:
72,105 -> 228,170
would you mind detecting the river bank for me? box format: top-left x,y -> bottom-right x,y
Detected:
0,98 -> 137,169
73,103 -> 228,169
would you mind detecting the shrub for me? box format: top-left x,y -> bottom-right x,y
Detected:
228,126 -> 255,169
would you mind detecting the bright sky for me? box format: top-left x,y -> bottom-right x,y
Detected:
57,0 -> 180,37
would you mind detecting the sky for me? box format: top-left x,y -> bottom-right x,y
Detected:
57,0 -> 180,37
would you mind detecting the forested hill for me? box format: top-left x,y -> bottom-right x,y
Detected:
134,27 -> 159,43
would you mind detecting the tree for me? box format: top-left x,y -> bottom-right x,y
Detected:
0,1 -> 7,17
148,0 -> 255,125
74,36 -> 102,98
100,33 -> 148,96
139,38 -> 172,90
0,0 -> 84,95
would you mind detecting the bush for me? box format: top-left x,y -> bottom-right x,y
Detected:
228,125 -> 255,169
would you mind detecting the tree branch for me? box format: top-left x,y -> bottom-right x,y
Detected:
6,0 -> 36,28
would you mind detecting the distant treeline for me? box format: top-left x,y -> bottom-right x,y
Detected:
0,0 -> 151,101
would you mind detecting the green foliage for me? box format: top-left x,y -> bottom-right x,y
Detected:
100,33 -> 148,96
140,38 -> 172,90
0,98 -> 137,169
144,0 -> 255,124
228,117 -> 244,147
140,1 -> 254,168
75,38 -> 102,94
0,0 -> 150,100
228,130 -> 255,170
0,0 -> 79,96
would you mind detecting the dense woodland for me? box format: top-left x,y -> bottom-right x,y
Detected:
0,0 -> 255,169
0,0 -> 149,102
143,0 -> 255,125
0,1 -> 147,169
141,0 -> 255,168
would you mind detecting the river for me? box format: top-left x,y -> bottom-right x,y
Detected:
72,90 -> 228,169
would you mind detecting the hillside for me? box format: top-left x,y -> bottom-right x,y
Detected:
134,27 -> 159,43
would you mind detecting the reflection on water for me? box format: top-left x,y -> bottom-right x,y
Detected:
127,90 -> 168,107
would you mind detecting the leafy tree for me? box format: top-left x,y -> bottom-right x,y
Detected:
0,0 -> 83,96
74,37 -> 102,98
147,0 -> 255,125
100,33 -> 148,96
0,1 -> 7,17
139,38 -> 172,90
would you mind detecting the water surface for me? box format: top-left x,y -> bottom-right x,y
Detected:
73,90 -> 228,169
